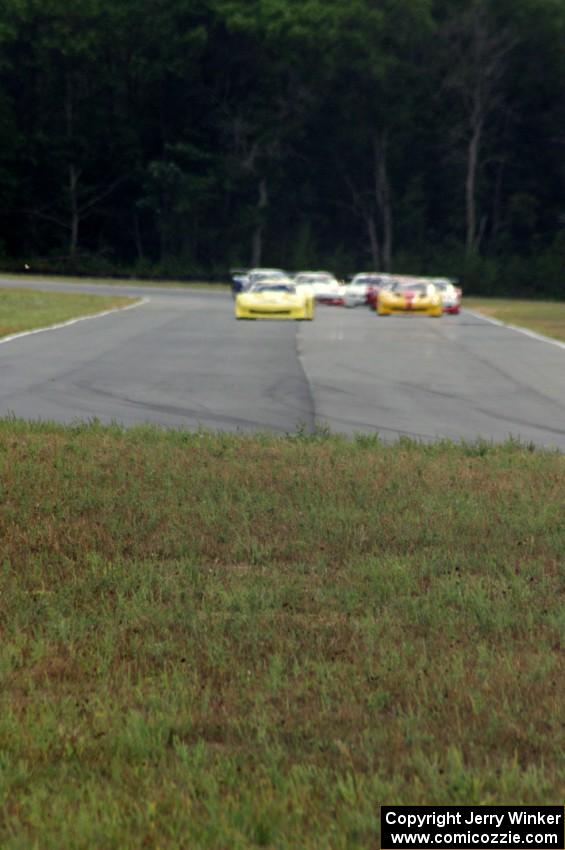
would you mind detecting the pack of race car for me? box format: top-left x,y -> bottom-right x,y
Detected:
230,268 -> 462,320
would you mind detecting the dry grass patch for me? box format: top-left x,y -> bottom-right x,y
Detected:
0,421 -> 563,849
0,286 -> 137,337
0,271 -> 229,290
465,297 -> 565,342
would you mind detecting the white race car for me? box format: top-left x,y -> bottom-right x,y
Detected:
344,273 -> 383,308
294,272 -> 345,305
431,279 -> 462,314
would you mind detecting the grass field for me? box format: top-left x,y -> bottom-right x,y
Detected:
0,421 -> 563,849
465,297 -> 565,342
0,287 -> 137,339
0,272 -> 230,290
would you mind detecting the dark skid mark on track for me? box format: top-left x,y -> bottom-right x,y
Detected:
314,410 -> 444,442
73,380 -> 294,432
435,318 -> 565,413
473,406 -> 565,438
390,380 -> 467,403
293,328 -> 317,433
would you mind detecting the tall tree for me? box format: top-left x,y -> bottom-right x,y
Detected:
438,0 -> 517,256
2,0 -> 127,259
326,0 -> 434,270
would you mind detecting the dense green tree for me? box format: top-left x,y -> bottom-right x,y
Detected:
0,0 -> 562,293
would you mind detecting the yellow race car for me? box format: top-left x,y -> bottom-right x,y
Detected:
377,280 -> 443,317
235,280 -> 314,320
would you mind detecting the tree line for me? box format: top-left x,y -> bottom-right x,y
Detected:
0,0 -> 563,295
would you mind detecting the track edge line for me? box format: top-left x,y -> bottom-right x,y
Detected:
463,308 -> 565,351
0,297 -> 150,346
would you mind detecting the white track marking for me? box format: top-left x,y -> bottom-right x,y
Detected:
0,297 -> 150,346
463,308 -> 565,351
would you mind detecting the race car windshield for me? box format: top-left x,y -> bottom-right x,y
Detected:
297,275 -> 332,284
252,284 -> 295,293
251,273 -> 286,282
396,284 -> 429,294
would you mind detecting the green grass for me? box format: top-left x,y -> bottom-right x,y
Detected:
0,287 -> 138,338
0,421 -> 563,849
465,297 -> 565,342
0,271 -> 230,290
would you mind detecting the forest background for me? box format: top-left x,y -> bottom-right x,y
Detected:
0,0 -> 563,296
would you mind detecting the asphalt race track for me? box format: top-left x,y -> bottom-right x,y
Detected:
1,279 -> 564,449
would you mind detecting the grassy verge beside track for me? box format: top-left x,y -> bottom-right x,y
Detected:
0,421 -> 563,849
0,287 -> 138,338
0,271 -> 230,290
465,297 -> 565,342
